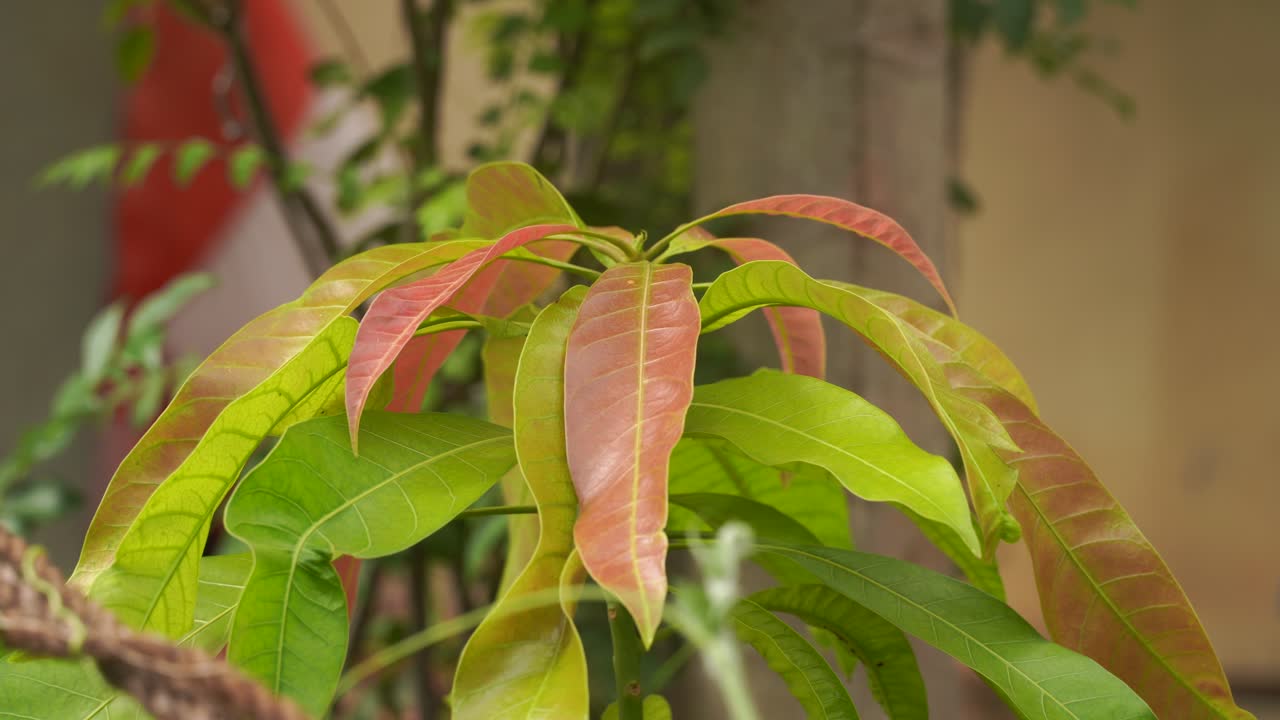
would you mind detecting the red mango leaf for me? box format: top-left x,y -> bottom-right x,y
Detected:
563,262 -> 700,645
460,162 -> 582,238
872,290 -> 1253,720
345,223 -> 577,447
72,240 -> 484,590
667,194 -> 957,315
662,229 -> 826,378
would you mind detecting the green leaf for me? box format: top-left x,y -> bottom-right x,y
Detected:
0,656 -> 141,719
181,553 -> 252,651
173,139 -> 215,185
563,263 -> 701,647
73,242 -> 486,621
126,272 -> 215,337
362,64 -> 414,131
120,143 -> 162,186
685,370 -> 980,555
698,261 -> 1019,554
453,288 -> 590,720
731,599 -> 860,719
89,317 -> 359,634
39,145 -> 121,188
668,438 -> 852,550
227,145 -> 265,188
869,287 -> 1254,720
309,58 -> 353,87
602,694 -> 673,720
750,585 -> 927,720
994,0 -> 1037,50
225,412 -> 516,717
115,26 -> 154,82
460,161 -> 583,238
80,301 -> 125,383
758,544 -> 1155,719
669,493 -> 818,547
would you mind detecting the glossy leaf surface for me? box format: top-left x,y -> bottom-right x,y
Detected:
668,438 -> 851,549
698,261 -> 1018,554
453,287 -> 589,720
759,544 -> 1156,720
73,239 -> 484,590
685,370 -> 979,555
224,412 -> 516,716
732,599 -> 861,719
563,262 -> 700,646
346,223 -> 577,446
90,318 -> 358,634
664,230 -> 825,378
751,585 -> 926,720
872,288 -> 1253,720
669,195 -> 956,314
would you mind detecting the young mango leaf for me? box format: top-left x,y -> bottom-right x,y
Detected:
180,553 -> 252,652
665,195 -> 957,315
224,412 -> 516,717
751,585 -> 927,720
72,240 -> 483,598
685,370 -> 980,555
668,438 -> 852,549
660,230 -> 826,378
459,161 -> 583,238
757,543 -> 1157,720
452,288 -> 590,720
698,261 -> 1019,555
89,318 -> 358,633
564,262 -> 700,646
731,599 -> 861,719
346,223 -> 577,446
867,287 -> 1253,720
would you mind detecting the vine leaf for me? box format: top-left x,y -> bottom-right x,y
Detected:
72,239 -> 484,592
224,412 -> 516,717
751,585 -> 927,720
452,287 -> 590,720
667,194 -> 957,314
684,370 -> 980,555
663,230 -> 826,378
563,262 -> 700,646
759,543 -> 1157,720
731,599 -> 861,719
868,288 -> 1253,720
697,260 -> 1018,555
346,223 -> 577,447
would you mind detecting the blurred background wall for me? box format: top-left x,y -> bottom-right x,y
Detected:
1,0 -> 1276,714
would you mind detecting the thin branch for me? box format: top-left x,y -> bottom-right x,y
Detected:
315,0 -> 372,79
530,0 -> 601,174
408,544 -> 437,720
585,44 -> 641,191
608,601 -> 645,720
504,253 -> 602,280
402,0 -> 453,168
213,1 -> 342,273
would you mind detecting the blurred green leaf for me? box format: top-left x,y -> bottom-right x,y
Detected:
39,145 -> 121,188
128,272 -> 215,335
173,139 -> 216,185
120,143 -> 161,186
81,302 -> 125,383
309,58 -> 353,87
362,64 -> 414,131
994,0 -> 1037,50
115,26 -> 154,82
227,145 -> 265,188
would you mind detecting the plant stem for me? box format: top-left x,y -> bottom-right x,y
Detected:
530,0 -> 600,174
505,253 -> 602,279
457,504 -> 537,518
408,544 -> 437,720
401,0 -> 452,168
215,1 -> 341,273
607,601 -> 645,720
585,43 -> 640,191
411,319 -> 484,338
562,229 -> 642,262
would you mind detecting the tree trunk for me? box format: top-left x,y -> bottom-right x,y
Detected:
689,1 -> 1007,716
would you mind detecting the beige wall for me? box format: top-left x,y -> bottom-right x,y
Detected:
962,0 -> 1280,680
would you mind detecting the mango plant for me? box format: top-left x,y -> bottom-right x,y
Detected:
0,162 -> 1255,720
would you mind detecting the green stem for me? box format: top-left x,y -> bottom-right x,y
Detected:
411,319 -> 483,338
608,601 -> 645,720
504,253 -> 602,280
457,504 -> 537,518
555,231 -> 637,263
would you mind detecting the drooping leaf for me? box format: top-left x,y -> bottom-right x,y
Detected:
89,318 -> 358,633
731,599 -> 861,719
685,370 -> 980,555
868,287 -> 1253,720
126,271 -> 216,338
750,585 -> 927,720
346,223 -> 577,446
224,412 -> 516,717
698,261 -> 1019,554
758,543 -> 1156,720
661,230 -> 826,378
73,240 -> 483,595
39,145 -> 121,188
452,288 -> 589,720
563,262 -> 700,646
666,195 -> 957,314
668,438 -> 852,549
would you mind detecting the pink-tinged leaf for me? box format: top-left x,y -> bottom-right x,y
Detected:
665,229 -> 825,379
482,239 -> 580,316
345,223 -> 577,447
671,194 -> 957,315
563,262 -> 700,645
461,161 -> 582,238
72,240 -> 484,589
874,290 -> 1253,720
